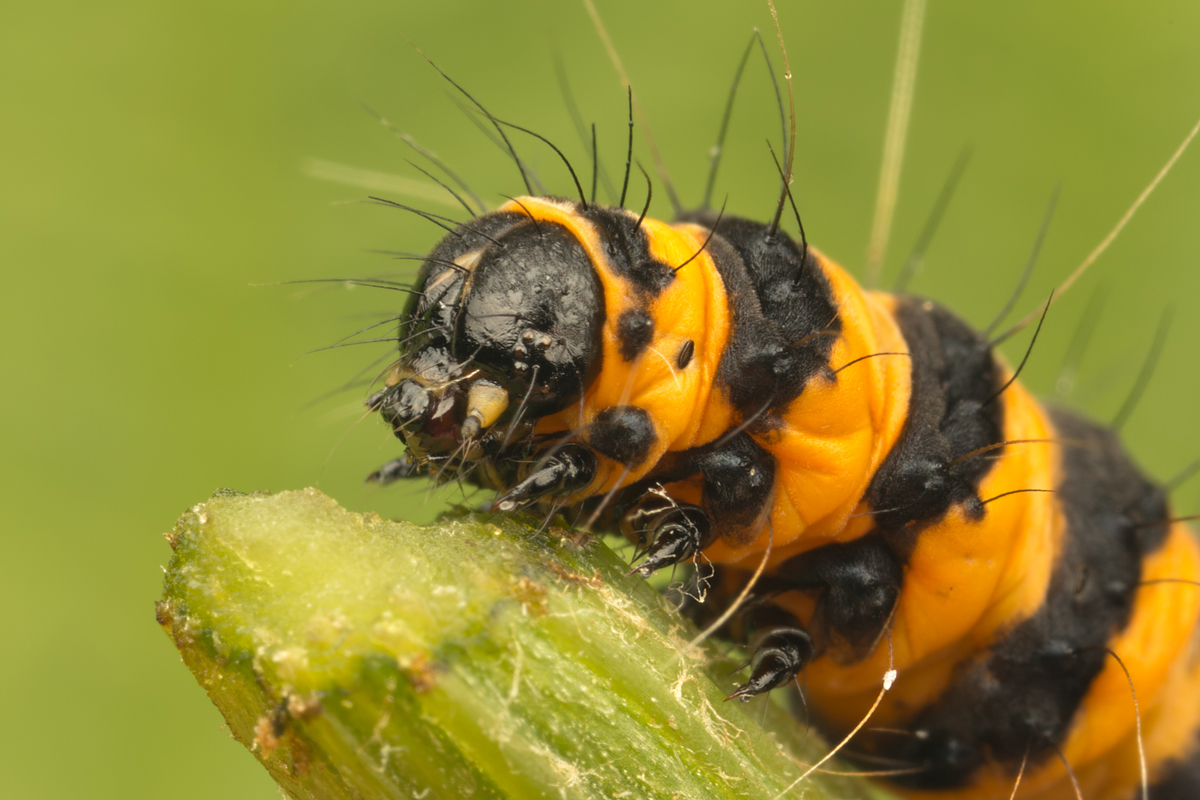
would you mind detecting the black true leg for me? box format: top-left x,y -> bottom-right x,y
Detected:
722,534 -> 903,701
762,532 -> 903,659
728,627 -> 816,700
615,432 -> 776,575
366,454 -> 416,485
620,492 -> 715,577
493,443 -> 598,511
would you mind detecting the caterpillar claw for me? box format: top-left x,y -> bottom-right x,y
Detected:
366,454 -> 417,485
493,444 -> 597,512
628,506 -> 713,577
727,628 -> 814,701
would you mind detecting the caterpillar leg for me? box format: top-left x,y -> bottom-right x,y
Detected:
616,435 -> 774,576
366,454 -> 416,485
725,536 -> 902,700
493,443 -> 598,511
620,491 -> 715,576
728,626 -> 816,700
763,533 -> 903,659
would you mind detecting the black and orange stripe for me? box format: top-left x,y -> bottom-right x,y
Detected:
371,191 -> 1200,800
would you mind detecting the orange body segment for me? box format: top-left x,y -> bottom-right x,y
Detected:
508,198 -> 735,495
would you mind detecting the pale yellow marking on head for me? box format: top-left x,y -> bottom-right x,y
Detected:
463,380 -> 510,438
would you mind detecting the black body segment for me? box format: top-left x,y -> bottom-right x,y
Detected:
684,212 -> 842,416
867,298 -> 1004,540
579,204 -> 674,294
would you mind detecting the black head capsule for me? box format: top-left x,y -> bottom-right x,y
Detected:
453,217 -> 605,412
380,209 -> 606,469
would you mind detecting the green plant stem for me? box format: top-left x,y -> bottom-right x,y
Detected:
158,488 -> 879,800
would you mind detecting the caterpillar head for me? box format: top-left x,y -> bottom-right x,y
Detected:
373,208 -> 606,467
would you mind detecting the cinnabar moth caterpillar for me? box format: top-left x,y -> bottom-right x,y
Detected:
339,3 -> 1200,798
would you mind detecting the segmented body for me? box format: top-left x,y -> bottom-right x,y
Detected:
373,194 -> 1200,799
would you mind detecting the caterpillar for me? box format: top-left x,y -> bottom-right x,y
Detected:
344,3 -> 1200,798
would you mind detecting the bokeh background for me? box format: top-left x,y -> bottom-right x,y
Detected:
3,1 -> 1199,797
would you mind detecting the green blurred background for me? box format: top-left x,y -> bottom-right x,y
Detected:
3,1 -> 1198,797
